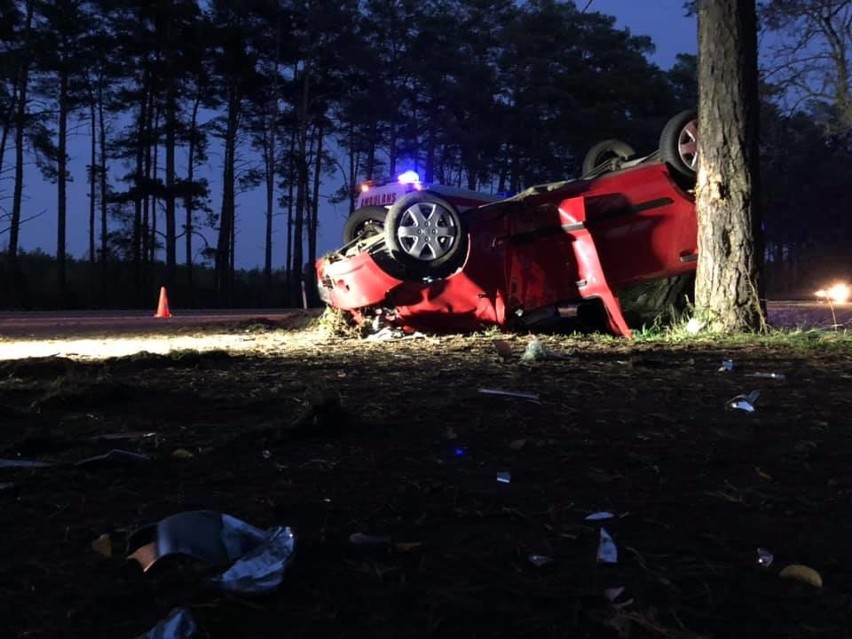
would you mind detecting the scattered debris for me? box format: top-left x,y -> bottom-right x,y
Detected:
349,532 -> 390,546
728,390 -> 760,413
520,339 -> 571,362
1,449 -> 150,470
603,586 -> 626,602
0,458 -> 53,469
492,340 -> 514,361
90,431 -> 157,442
528,554 -> 554,567
365,327 -> 428,342
686,318 -> 706,334
756,547 -> 774,567
76,449 -> 151,467
718,359 -> 735,372
127,511 -> 295,594
585,512 -> 615,521
496,471 -> 512,484
91,533 -> 113,558
779,564 -> 823,588
478,387 -> 541,403
135,607 -> 198,639
746,372 -> 787,380
597,528 -> 618,564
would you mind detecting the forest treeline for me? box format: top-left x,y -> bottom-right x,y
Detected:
1,0 -> 850,310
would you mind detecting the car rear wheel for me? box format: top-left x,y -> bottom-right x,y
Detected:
581,139 -> 637,177
384,192 -> 467,277
659,110 -> 698,178
342,206 -> 387,243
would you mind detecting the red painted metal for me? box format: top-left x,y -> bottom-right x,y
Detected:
317,160 -> 697,336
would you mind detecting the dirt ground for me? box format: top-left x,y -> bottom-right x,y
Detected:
1,312 -> 851,638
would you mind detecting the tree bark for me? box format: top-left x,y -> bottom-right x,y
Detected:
695,0 -> 765,332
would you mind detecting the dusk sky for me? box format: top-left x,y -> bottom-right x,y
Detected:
7,0 -> 698,270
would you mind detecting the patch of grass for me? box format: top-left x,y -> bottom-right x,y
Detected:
315,306 -> 370,338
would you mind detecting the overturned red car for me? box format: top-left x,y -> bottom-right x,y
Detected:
317,110 -> 699,337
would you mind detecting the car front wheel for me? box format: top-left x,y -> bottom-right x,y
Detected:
342,206 -> 387,243
659,109 -> 698,178
384,192 -> 467,278
581,139 -> 636,177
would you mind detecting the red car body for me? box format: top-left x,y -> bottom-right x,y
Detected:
317,160 -> 697,337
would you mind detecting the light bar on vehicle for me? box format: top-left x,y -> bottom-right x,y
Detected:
397,170 -> 420,185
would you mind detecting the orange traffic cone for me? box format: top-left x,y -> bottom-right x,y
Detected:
153,286 -> 172,318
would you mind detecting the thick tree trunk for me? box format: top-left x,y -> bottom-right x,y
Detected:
695,0 -> 765,332
165,88 -> 177,288
57,67 -> 69,302
184,93 -> 201,301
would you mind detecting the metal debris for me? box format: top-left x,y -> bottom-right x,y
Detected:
478,387 -> 541,403
597,528 -> 618,564
75,449 -> 151,467
728,390 -> 760,412
718,359 -> 735,372
746,372 -> 787,380
135,608 -> 198,639
496,471 -> 512,484
585,512 -> 615,521
528,554 -> 554,567
127,511 -> 295,594
0,458 -> 53,469
349,532 -> 390,545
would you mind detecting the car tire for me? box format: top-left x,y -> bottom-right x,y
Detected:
342,206 -> 388,243
659,109 -> 698,178
581,139 -> 636,177
384,192 -> 467,278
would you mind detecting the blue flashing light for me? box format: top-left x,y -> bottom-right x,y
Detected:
397,170 -> 421,185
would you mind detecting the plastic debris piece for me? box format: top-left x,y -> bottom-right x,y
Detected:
603,586 -> 626,601
585,512 -> 615,521
0,458 -> 53,469
718,359 -> 735,372
686,318 -> 706,334
91,533 -> 113,558
521,339 -> 546,362
127,511 -> 295,594
91,431 -> 157,442
779,564 -> 823,588
170,448 -> 195,459
746,372 -> 787,380
75,449 -> 151,467
492,340 -> 514,360
478,387 -> 541,403
213,527 -> 296,594
509,438 -> 527,451
135,607 -> 198,639
366,326 -> 404,341
496,471 -> 512,484
521,339 -> 571,362
528,554 -> 554,567
597,528 -> 618,564
349,532 -> 390,545
757,547 -> 774,567
728,390 -> 760,412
